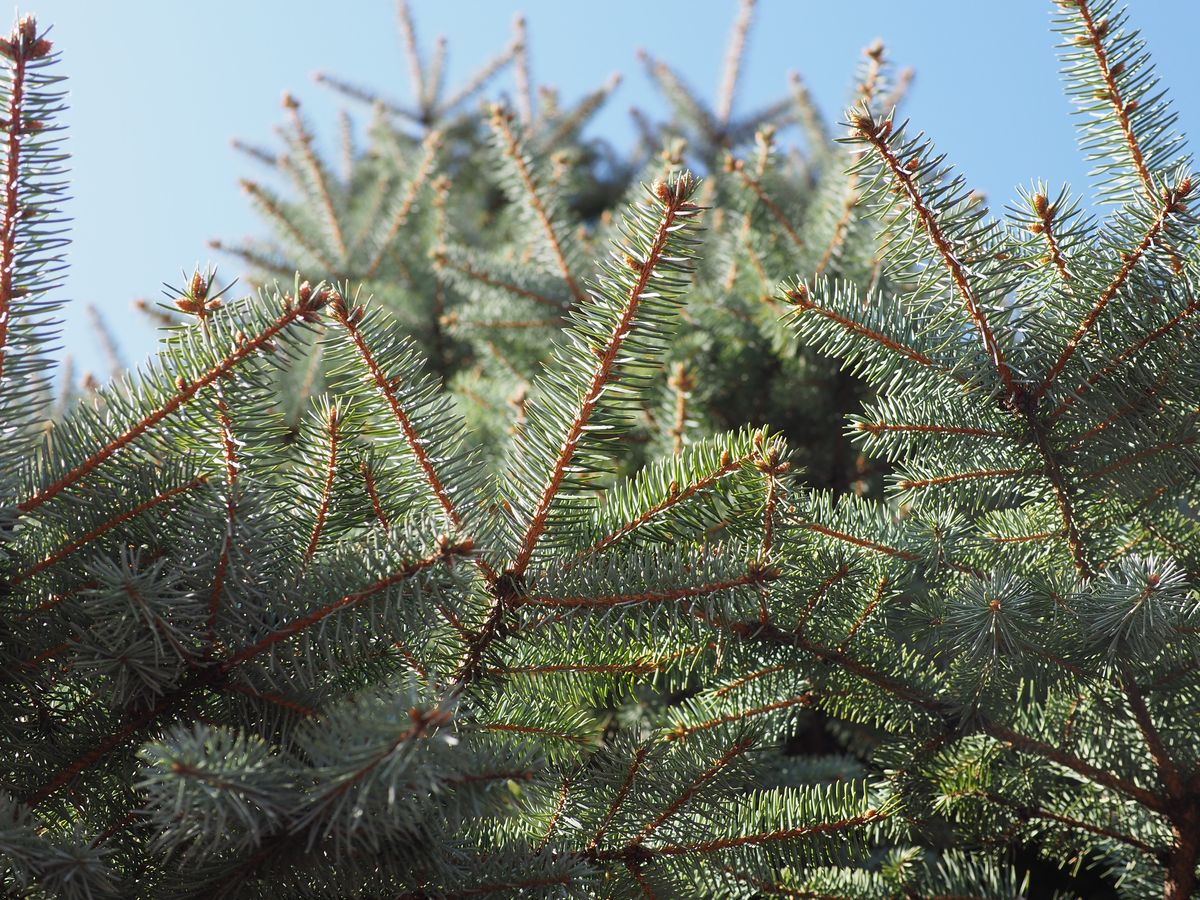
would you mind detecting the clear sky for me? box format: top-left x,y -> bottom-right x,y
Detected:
32,1 -> 1200,376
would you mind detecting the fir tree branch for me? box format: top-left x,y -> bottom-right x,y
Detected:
715,0 -> 755,128
329,296 -> 468,535
222,540 -> 472,669
525,568 -> 777,609
1033,196 -> 1180,401
0,19 -> 40,389
432,252 -> 566,312
836,576 -> 888,652
794,563 -> 852,634
856,421 -> 1006,439
625,737 -> 755,848
240,180 -> 338,273
1069,0 -> 1155,200
1120,668 -> 1185,799
208,394 -> 239,643
362,128 -> 442,277
512,15 -> 533,125
396,0 -> 426,113
509,177 -> 701,578
586,744 -> 651,852
10,477 -> 207,586
17,297 -> 317,515
852,112 -> 1020,402
644,810 -> 884,856
1050,295 -> 1200,419
281,92 -> 346,260
715,618 -> 1167,811
666,694 -> 816,741
301,404 -> 341,566
730,161 -> 804,250
361,461 -> 389,531
897,467 -> 1030,490
784,284 -> 941,371
667,362 -> 693,457
488,106 -> 585,304
571,451 -> 748,564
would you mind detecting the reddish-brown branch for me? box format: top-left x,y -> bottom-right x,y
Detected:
715,0 -> 755,127
733,166 -> 804,250
12,477 -> 208,585
785,285 -> 939,369
1034,202 -> 1172,401
1073,0 -> 1154,198
361,462 -> 390,531
587,745 -> 650,850
1121,669 -> 1185,799
573,453 -> 749,562
481,722 -> 591,745
332,302 -> 467,536
525,568 -> 777,610
712,664 -> 785,698
857,421 -> 1006,439
222,543 -> 469,670
801,521 -> 918,561
510,182 -> 697,578
667,362 -> 692,457
225,682 -> 316,718
1051,297 -> 1200,419
26,545 -> 466,808
432,250 -> 566,310
0,29 -> 28,388
537,777 -> 571,851
489,108 -> 585,304
646,810 -> 883,856
854,115 -> 1020,401
795,564 -> 851,634
240,180 -> 337,272
987,529 -> 1066,545
837,576 -> 888,651
979,789 -> 1162,857
281,93 -> 346,259
666,694 -> 816,741
898,467 -> 1028,490
302,405 -> 341,565
19,304 -> 308,515
1023,405 -> 1093,578
626,738 -> 754,848
208,395 -> 239,643
715,618 -> 1166,811
362,129 -> 442,277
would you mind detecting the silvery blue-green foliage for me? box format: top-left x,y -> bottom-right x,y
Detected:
1,39 -> 935,890
217,0 -> 900,496
775,0 -> 1200,895
7,1 -> 1200,897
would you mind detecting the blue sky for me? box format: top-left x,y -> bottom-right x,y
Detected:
35,1 -> 1200,376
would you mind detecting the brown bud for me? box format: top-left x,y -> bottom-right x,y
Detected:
719,450 -> 732,466
1124,99 -> 1138,114
190,271 -> 208,300
1031,193 -> 1049,216
668,481 -> 679,497
175,376 -> 188,391
905,157 -> 919,172
1028,222 -> 1045,235
297,280 -> 312,304
653,180 -> 671,202
281,91 -> 299,109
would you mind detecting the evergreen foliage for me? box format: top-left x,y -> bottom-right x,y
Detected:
3,2 -> 1200,898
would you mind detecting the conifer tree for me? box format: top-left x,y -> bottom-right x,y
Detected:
216,0 -> 902,493
4,1 -> 1200,898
